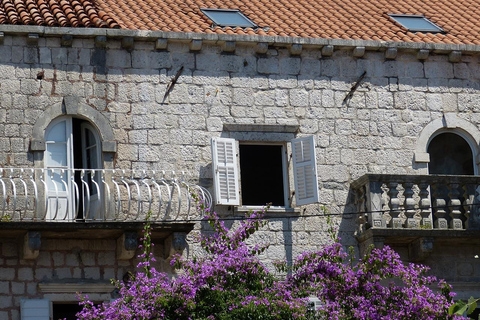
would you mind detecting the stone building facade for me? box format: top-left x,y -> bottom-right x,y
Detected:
1,25 -> 480,319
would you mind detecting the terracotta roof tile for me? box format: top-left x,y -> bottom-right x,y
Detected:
0,0 -> 119,27
2,0 -> 480,45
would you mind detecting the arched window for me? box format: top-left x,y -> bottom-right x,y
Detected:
44,117 -> 102,221
427,132 -> 474,175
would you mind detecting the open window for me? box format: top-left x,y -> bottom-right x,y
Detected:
44,117 -> 102,221
427,132 -> 475,175
211,136 -> 319,207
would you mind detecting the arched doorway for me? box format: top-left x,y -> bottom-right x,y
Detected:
44,117 -> 102,220
427,132 -> 474,175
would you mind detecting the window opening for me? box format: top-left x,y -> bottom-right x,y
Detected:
45,117 -> 102,221
201,8 -> 257,28
427,132 -> 474,175
389,14 -> 443,33
239,144 -> 286,206
52,303 -> 84,320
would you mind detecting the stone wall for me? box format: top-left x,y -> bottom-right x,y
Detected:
1,29 -> 480,317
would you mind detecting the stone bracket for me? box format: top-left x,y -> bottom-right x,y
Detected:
190,39 -> 202,51
61,34 -> 73,47
163,232 -> 188,259
358,236 -> 385,257
155,38 -> 168,50
116,231 -> 138,260
255,42 -> 268,54
408,237 -> 434,262
22,231 -> 41,260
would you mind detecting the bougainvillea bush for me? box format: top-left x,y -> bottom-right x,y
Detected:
77,204 -> 462,320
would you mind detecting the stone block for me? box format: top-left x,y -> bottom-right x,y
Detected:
18,268 -> 33,281
0,268 -> 15,280
98,251 -> 115,266
84,267 -> 101,279
258,57 -> 279,74
11,282 -> 25,295
54,268 -> 72,279
279,57 -> 301,75
425,61 -> 454,78
0,296 -> 12,309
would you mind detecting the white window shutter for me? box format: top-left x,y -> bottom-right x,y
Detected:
211,137 -> 240,205
291,136 -> 319,206
21,299 -> 51,320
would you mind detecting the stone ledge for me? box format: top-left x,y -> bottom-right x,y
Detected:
223,123 -> 299,133
39,282 -> 114,293
357,228 -> 480,245
1,25 -> 480,54
0,221 -> 194,240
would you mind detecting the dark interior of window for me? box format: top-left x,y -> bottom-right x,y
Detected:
428,132 -> 474,175
239,144 -> 285,206
53,303 -> 84,320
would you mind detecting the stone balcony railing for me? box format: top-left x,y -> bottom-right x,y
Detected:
351,174 -> 480,234
0,167 -> 211,222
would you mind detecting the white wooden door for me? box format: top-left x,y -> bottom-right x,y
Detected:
45,118 -> 74,221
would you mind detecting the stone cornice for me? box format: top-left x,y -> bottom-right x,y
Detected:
1,25 -> 480,54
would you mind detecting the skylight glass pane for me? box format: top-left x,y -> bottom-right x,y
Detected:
201,9 -> 257,28
389,15 -> 443,32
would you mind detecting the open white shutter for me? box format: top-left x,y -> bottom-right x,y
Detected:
21,299 -> 51,320
291,136 -> 319,206
211,137 -> 240,205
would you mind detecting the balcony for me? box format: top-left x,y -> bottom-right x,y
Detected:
0,167 -> 211,223
0,167 -> 212,259
351,174 -> 480,260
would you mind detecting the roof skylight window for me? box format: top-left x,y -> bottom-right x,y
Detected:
201,8 -> 257,28
389,14 -> 443,33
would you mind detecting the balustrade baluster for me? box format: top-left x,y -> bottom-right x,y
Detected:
463,183 -> 472,229
404,182 -> 418,228
418,181 -> 432,229
432,182 -> 448,229
448,183 -> 463,230
355,185 -> 367,234
388,182 -> 402,229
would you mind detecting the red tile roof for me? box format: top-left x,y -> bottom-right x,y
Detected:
2,0 -> 480,45
0,0 -> 119,28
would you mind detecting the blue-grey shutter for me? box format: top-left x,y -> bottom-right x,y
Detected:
21,299 -> 51,320
211,137 -> 240,205
291,136 -> 319,205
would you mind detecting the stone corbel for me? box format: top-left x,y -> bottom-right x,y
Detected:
255,42 -> 268,54
449,51 -> 462,63
61,35 -> 73,47
417,49 -> 430,61
94,36 -> 107,48
163,232 -> 188,259
352,46 -> 365,58
27,34 -> 39,46
116,231 -> 138,260
359,236 -> 385,257
121,37 -> 134,51
321,45 -> 334,57
289,44 -> 302,56
22,231 -> 41,260
408,237 -> 434,262
222,41 -> 236,53
385,47 -> 398,60
190,39 -> 202,51
155,38 -> 168,50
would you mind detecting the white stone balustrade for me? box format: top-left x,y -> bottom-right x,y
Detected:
0,168 -> 211,222
352,174 -> 480,234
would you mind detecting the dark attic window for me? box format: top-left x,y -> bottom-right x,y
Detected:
201,8 -> 257,28
389,14 -> 443,33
